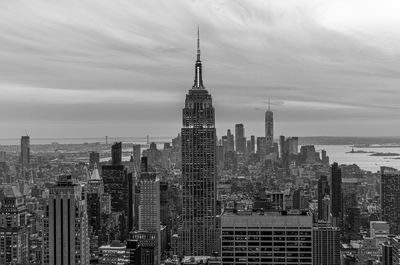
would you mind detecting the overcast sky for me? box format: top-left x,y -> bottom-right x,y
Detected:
1,0 -> 400,139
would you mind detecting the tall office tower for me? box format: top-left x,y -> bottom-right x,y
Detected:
234,124 -> 245,153
221,136 -> 228,153
313,222 -> 340,265
87,166 -> 104,249
226,129 -> 234,152
111,142 -> 122,165
256,137 -> 267,158
180,30 -> 217,256
382,241 -> 393,265
20,136 -> 30,176
102,164 -> 134,241
138,157 -> 160,264
250,135 -> 255,154
381,167 -> 400,234
265,100 -> 273,153
221,210 -> 313,265
216,145 -> 225,168
246,140 -> 252,154
330,162 -> 342,225
89,151 -> 100,170
0,151 -> 6,162
321,149 -> 329,165
318,175 -> 330,221
342,178 -> 360,240
47,175 -> 89,265
300,145 -> 316,164
279,135 -> 285,159
0,185 -> 29,265
133,144 -> 141,172
288,137 -> 298,155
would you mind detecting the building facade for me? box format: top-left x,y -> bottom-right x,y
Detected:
179,30 -> 218,256
312,222 -> 340,265
0,185 -> 29,265
265,102 -> 273,154
381,167 -> 400,234
221,210 -> 313,265
46,175 -> 90,265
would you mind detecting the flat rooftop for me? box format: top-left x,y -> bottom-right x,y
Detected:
221,210 -> 312,228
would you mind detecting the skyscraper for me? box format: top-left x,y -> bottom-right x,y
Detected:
133,144 -> 141,172
87,165 -> 104,250
381,167 -> 400,234
47,175 -> 90,265
0,185 -> 29,265
179,29 -> 217,256
20,136 -> 30,176
313,222 -> 341,265
330,162 -> 342,226
318,175 -> 330,221
102,164 -> 134,241
221,210 -> 313,265
111,142 -> 122,165
265,99 -> 273,154
250,135 -> 255,154
138,157 -> 160,264
234,124 -> 245,153
226,129 -> 234,152
89,151 -> 100,170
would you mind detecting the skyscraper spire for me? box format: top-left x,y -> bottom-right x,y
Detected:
268,97 -> 271,111
193,26 -> 204,89
197,25 -> 201,61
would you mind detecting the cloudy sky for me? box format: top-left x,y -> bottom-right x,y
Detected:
1,0 -> 400,139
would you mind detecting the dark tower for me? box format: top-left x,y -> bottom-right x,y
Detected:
265,98 -> 274,154
111,142 -> 122,165
179,28 -> 217,256
318,175 -> 330,221
331,162 -> 342,224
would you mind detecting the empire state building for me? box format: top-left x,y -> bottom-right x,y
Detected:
179,29 -> 218,256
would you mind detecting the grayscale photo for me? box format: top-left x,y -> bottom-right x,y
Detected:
0,0 -> 398,264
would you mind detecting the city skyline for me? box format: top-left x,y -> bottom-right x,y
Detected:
1,0 -> 400,138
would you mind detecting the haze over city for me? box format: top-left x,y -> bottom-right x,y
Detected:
1,0 -> 400,138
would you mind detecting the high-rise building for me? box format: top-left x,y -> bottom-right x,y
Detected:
46,175 -> 90,265
89,151 -> 100,170
102,164 -> 134,241
250,135 -> 255,154
0,185 -> 29,265
221,210 -> 313,265
20,136 -> 30,175
111,142 -> 122,165
381,167 -> 400,234
330,163 -> 342,226
138,157 -> 160,264
382,241 -> 393,265
318,175 -> 330,221
313,222 -> 340,265
179,29 -> 218,256
226,129 -> 234,152
234,124 -> 245,153
279,135 -> 285,159
133,144 -> 141,172
256,137 -> 267,158
265,100 -> 273,153
87,165 -> 104,251
0,151 -> 6,163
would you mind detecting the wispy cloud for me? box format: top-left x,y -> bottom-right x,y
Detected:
0,0 -> 399,137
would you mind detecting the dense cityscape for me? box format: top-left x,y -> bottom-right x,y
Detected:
0,26 -> 399,265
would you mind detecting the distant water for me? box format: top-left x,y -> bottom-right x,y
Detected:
1,137 -> 398,172
316,145 -> 400,172
0,137 -> 173,145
